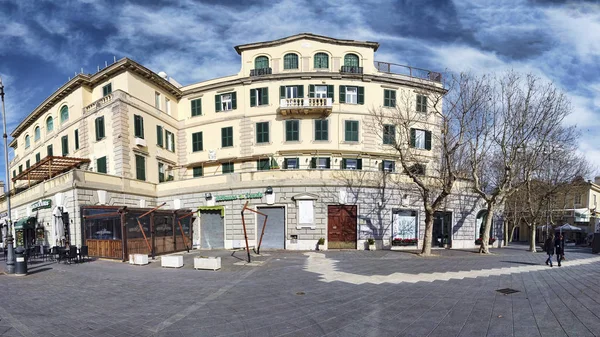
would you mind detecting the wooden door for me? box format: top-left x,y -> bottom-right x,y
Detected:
327,205 -> 357,249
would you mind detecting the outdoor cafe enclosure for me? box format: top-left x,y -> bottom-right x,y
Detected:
82,205 -> 193,260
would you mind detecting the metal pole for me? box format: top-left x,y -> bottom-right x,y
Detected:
0,76 -> 14,274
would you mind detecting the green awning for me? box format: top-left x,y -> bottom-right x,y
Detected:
198,206 -> 225,217
14,217 -> 35,230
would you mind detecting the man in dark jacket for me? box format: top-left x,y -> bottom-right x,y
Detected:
545,235 -> 555,267
555,234 -> 564,267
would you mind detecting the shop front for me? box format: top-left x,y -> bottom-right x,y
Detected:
14,216 -> 37,249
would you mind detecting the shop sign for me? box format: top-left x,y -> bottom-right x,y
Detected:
215,192 -> 263,202
0,211 -> 7,218
31,199 -> 52,212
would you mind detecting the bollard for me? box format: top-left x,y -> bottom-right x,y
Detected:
14,247 -> 27,276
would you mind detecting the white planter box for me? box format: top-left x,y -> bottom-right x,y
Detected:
318,244 -> 327,251
194,257 -> 221,271
369,244 -> 376,251
129,254 -> 149,265
161,255 -> 184,268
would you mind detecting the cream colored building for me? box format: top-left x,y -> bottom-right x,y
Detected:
0,34 -> 490,259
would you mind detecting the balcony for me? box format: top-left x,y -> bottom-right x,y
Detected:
340,66 -> 363,74
250,67 -> 272,77
278,98 -> 333,115
374,61 -> 442,83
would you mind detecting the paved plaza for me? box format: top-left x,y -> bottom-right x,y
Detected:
1,244 -> 600,337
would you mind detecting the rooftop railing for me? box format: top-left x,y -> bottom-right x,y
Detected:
374,61 -> 442,83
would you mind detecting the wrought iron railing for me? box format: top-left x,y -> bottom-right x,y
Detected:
374,61 -> 442,82
340,66 -> 363,74
250,67 -> 272,76
279,98 -> 333,108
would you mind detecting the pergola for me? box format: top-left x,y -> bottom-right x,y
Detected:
12,156 -> 91,187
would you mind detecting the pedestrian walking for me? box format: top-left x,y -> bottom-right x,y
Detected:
555,234 -> 564,267
545,235 -> 555,267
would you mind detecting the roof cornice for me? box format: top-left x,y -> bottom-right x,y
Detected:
234,33 -> 380,55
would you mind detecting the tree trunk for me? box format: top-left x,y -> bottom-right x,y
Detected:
528,224 -> 536,252
420,210 -> 434,256
509,224 -> 517,243
503,220 -> 509,246
479,203 -> 495,254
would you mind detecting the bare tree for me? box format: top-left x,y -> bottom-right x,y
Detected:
370,73 -> 490,256
468,72 -> 575,253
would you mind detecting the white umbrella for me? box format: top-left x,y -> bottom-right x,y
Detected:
557,224 -> 582,232
53,206 -> 65,245
0,219 -> 7,247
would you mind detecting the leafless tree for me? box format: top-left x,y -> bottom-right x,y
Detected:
370,73 -> 490,256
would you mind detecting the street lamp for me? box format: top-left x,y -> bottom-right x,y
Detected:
0,76 -> 15,274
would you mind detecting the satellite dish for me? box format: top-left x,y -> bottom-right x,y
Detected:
158,71 -> 168,79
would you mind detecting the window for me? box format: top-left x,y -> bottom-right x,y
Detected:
34,127 -> 40,141
339,86 -> 364,104
344,54 -> 359,67
311,157 -> 330,169
155,92 -> 161,109
256,122 -> 269,144
193,166 -> 203,177
46,117 -> 54,132
392,210 -> 418,242
156,126 -> 163,147
35,153 -> 40,163
342,158 -> 362,170
315,119 -> 328,141
192,132 -> 203,152
18,165 -> 22,174
408,164 -> 426,175
383,125 -> 396,145
97,156 -> 107,173
165,97 -> 171,115
254,56 -> 269,69
61,135 -> 68,156
12,170 -> 15,178
257,158 -> 270,171
74,129 -> 79,150
95,116 -> 105,141
382,160 -> 395,172
135,155 -> 145,181
345,120 -> 359,142
102,83 -> 112,96
416,95 -> 427,113
314,52 -> 329,69
575,194 -> 582,204
250,88 -> 269,107
221,127 -> 233,148
26,160 -> 30,169
410,129 -> 432,150
60,105 -> 69,123
314,85 -> 327,98
47,145 -> 53,157
134,115 -> 144,138
283,53 -> 298,69
284,158 -> 299,169
384,89 -> 396,107
215,92 -> 237,112
25,135 -> 30,148
222,163 -> 234,174
309,85 -> 333,100
158,162 -> 165,183
191,99 -> 202,117
165,130 -> 175,152
285,120 -> 299,141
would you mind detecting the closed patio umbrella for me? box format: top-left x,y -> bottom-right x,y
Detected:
53,206 -> 65,245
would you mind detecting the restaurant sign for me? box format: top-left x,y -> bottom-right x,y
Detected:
215,192 -> 263,202
31,199 -> 52,212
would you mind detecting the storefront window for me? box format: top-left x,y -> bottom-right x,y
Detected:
392,209 -> 418,246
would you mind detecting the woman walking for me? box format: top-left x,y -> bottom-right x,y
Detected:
555,234 -> 564,267
545,235 -> 555,267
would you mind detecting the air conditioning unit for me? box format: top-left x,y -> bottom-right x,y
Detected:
134,138 -> 147,147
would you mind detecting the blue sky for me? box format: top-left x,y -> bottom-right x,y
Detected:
0,0 -> 599,181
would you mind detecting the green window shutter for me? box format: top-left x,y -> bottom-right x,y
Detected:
215,94 -> 221,112
26,160 -> 30,169
384,90 -> 390,107
35,153 -> 40,163
94,117 -> 99,140
193,166 -> 203,177
345,121 -> 350,141
339,86 -> 346,103
134,115 -> 144,138
310,158 -> 316,168
157,126 -> 163,147
358,87 -> 364,105
391,90 -> 396,106
61,135 -> 68,156
250,89 -> 257,107
262,88 -> 269,105
231,92 -> 237,110
326,158 -> 331,168
283,158 -> 288,169
12,170 -> 15,178
47,145 -> 53,157
135,155 -> 145,181
357,159 -> 362,170
191,99 -> 202,116
192,132 -> 203,152
425,131 -> 432,150
410,129 -> 416,147
309,85 -> 315,98
96,117 -> 105,140
97,157 -> 107,174
280,86 -> 286,99
342,158 -> 347,169
327,85 -> 334,101
74,129 -> 79,150
297,85 -> 304,98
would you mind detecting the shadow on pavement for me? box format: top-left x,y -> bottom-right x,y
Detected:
499,260 -> 540,266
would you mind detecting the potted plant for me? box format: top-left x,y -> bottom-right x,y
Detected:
317,238 -> 326,251
367,238 -> 376,251
270,157 -> 280,170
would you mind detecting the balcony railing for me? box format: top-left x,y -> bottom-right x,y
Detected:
279,98 -> 333,115
250,67 -> 272,76
84,93 -> 114,113
340,66 -> 363,74
374,61 -> 442,83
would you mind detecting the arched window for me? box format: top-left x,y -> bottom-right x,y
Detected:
25,135 -> 30,148
283,53 -> 298,69
254,56 -> 269,70
60,105 -> 69,123
314,53 -> 329,69
344,54 -> 359,67
46,116 -> 54,132
34,126 -> 41,141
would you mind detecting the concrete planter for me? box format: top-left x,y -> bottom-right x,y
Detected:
368,244 -> 376,251
194,257 -> 221,271
161,255 -> 184,268
318,244 -> 327,251
129,254 -> 148,265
